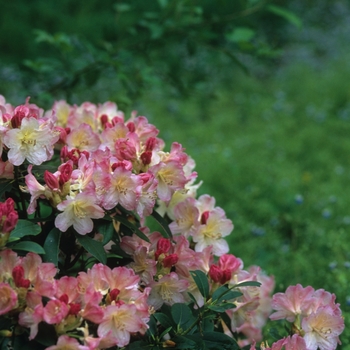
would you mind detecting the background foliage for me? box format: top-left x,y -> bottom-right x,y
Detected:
1,0 -> 350,348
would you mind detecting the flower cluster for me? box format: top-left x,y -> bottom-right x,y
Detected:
0,96 -> 345,349
0,249 -> 150,348
257,284 -> 345,350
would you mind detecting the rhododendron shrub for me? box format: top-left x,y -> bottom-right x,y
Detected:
0,96 -> 344,349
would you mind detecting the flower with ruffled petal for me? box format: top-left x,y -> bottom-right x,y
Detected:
4,117 -> 59,166
55,192 -> 104,235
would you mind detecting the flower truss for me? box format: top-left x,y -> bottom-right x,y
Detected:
0,96 -> 344,350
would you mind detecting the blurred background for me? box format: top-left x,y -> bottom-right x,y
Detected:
2,0 -> 350,346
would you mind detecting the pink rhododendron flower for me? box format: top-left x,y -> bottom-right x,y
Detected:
192,207 -> 233,256
4,117 -> 59,166
148,272 -> 190,310
55,192 -> 105,235
66,123 -> 101,152
101,164 -> 142,211
43,299 -> 69,324
150,160 -> 188,202
262,334 -> 308,350
46,335 -> 90,350
302,306 -> 344,350
18,291 -> 44,340
0,282 -> 17,315
270,284 -> 315,322
97,304 -> 148,347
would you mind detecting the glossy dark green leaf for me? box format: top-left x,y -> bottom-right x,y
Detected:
212,285 -> 242,303
234,281 -> 261,288
10,241 -> 45,254
207,302 -> 236,313
146,315 -> 157,337
114,215 -> 150,242
9,219 -> 42,242
95,219 -> 115,245
171,303 -> 196,331
43,227 -> 61,266
75,234 -> 107,264
202,331 -> 239,349
153,312 -> 174,331
151,210 -> 173,239
190,270 -> 209,299
171,335 -> 197,349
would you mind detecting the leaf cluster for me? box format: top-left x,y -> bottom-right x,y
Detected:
0,0 -> 301,108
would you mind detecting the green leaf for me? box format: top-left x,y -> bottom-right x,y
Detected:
234,281 -> 261,288
153,312 -> 175,331
267,5 -> 302,29
201,331 -> 239,349
212,285 -> 242,303
207,302 -> 236,312
43,228 -> 61,266
75,234 -> 107,264
9,219 -> 42,242
95,219 -> 115,245
171,335 -> 197,349
226,27 -> 255,43
146,315 -> 158,337
114,215 -> 150,242
151,210 -> 173,239
171,303 -> 196,331
190,270 -> 209,299
10,241 -> 46,254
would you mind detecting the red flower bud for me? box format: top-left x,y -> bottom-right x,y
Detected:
12,266 -> 25,287
209,265 -> 222,284
100,114 -> 109,128
126,122 -> 135,132
163,253 -> 179,268
145,137 -> 157,152
2,211 -> 19,233
12,266 -> 30,288
140,151 -> 152,165
220,269 -> 232,285
59,163 -> 73,186
157,238 -> 171,254
44,170 -> 59,191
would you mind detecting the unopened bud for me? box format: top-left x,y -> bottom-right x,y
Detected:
157,238 -> 171,254
44,170 -> 59,191
126,122 -> 135,132
209,265 -> 222,284
163,254 -> 179,268
140,151 -> 152,165
145,137 -> 157,152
